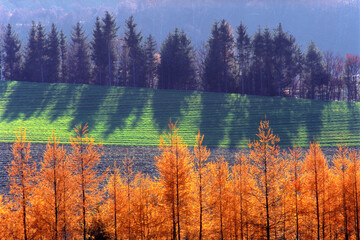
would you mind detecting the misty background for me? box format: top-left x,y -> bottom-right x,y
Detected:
0,0 -> 359,56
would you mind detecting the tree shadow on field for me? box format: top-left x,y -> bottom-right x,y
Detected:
257,97 -> 306,148
228,95 -> 252,148
302,99 -> 326,145
345,102 -> 360,144
0,81 -> 9,96
198,91 -> 230,148
228,95 -> 324,148
48,84 -> 81,123
151,89 -> 194,133
103,87 -> 150,138
1,81 -> 53,122
68,84 -> 111,132
262,97 -> 325,148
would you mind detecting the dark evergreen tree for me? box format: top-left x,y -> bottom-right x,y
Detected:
102,11 -> 118,86
144,34 -> 158,88
91,12 -> 118,86
250,27 -> 275,96
45,23 -> 60,83
68,22 -> 91,84
118,38 -> 130,87
305,41 -> 325,99
158,28 -> 195,90
262,28 -> 274,96
292,45 -> 305,98
91,17 -> 105,85
194,42 -> 207,91
123,16 -> 146,87
273,23 -> 298,97
236,23 -> 251,94
23,22 -> 39,82
59,30 -> 68,83
344,54 -> 360,102
3,24 -> 22,81
36,23 -> 47,83
250,27 -> 264,95
204,19 -> 235,93
204,22 -> 220,92
0,33 -> 3,82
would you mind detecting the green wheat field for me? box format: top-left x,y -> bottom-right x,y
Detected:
1,81 -> 360,147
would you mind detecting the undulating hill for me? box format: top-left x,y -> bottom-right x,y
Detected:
1,81 -> 360,147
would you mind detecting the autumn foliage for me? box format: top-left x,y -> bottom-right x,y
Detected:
1,120 -> 360,239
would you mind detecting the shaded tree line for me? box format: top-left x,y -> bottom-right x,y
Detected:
1,13 -> 360,101
1,120 -> 360,239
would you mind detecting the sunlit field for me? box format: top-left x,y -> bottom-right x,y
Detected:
1,80 -> 360,147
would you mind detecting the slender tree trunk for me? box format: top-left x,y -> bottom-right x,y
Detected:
62,157 -> 68,240
133,61 -> 136,87
322,167 -> 326,240
54,149 -> 58,240
252,75 -> 255,95
23,184 -> 27,240
172,200 -> 176,240
20,150 -> 28,240
80,142 -> 86,240
238,158 -> 244,240
99,70 -> 102,86
176,144 -> 181,240
241,65 -> 245,95
198,149 -> 203,240
264,145 -> 270,240
219,180 -> 224,240
113,162 -> 118,240
108,43 -> 112,86
295,165 -> 299,240
353,156 -> 360,240
126,172 -> 131,239
82,169 -> 86,240
314,159 -> 320,240
342,174 -> 349,240
260,70 -> 263,96
283,195 -> 286,240
41,64 -> 44,83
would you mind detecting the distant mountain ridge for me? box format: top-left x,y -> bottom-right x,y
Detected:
1,0 -> 359,56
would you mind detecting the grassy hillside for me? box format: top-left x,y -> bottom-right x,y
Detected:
1,81 -> 360,147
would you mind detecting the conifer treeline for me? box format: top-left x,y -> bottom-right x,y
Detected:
1,12 -> 360,101
1,121 -> 359,239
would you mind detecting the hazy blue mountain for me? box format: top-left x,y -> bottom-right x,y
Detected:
1,0 -> 359,56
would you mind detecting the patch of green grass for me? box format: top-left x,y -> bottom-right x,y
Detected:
1,81 -> 360,147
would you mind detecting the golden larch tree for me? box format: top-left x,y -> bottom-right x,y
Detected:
31,131 -> 67,239
231,153 -> 255,240
69,124 -> 104,240
131,172 -> 162,239
155,120 -> 193,240
286,146 -> 304,240
349,149 -> 360,239
6,127 -> 35,240
192,131 -> 210,240
303,141 -> 329,240
332,145 -> 352,239
122,153 -> 135,239
206,156 -> 231,240
248,119 -> 284,240
104,160 -> 126,239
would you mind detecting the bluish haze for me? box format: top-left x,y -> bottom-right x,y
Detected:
0,0 -> 359,56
